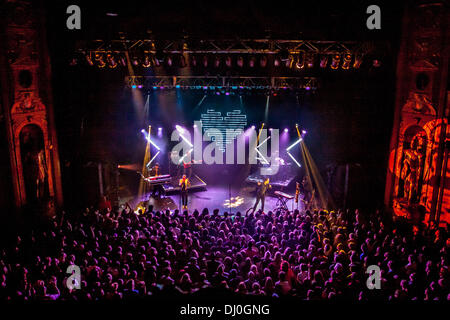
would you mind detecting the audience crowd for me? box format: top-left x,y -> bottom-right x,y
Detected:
0,204 -> 449,301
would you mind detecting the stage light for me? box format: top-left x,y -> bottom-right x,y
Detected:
319,55 -> 328,68
274,57 -> 281,67
142,55 -> 151,68
295,53 -> 305,69
158,127 -> 162,131
225,92 -> 230,96
287,152 -> 301,167
132,85 -> 137,89
251,125 -> 255,129
141,129 -> 146,133
175,125 -> 184,133
287,55 -> 295,68
179,55 -> 187,68
249,56 -> 256,68
119,55 -> 126,67
225,56 -> 232,67
284,128 -> 289,132
353,54 -> 363,69
131,55 -> 139,66
306,53 -> 314,68
166,56 -> 173,67
95,53 -> 106,68
152,86 -> 158,90
341,53 -> 352,70
191,55 -> 198,67
237,56 -> 244,68
305,86 -> 311,91
373,59 -> 381,67
302,130 -> 307,134
214,56 -> 221,68
137,85 -> 143,89
216,91 -> 221,95
330,54 -> 340,69
175,85 -> 181,88
287,138 -> 302,151
260,56 -> 268,67
85,52 -> 94,66
106,53 -> 117,68
193,124 -> 197,128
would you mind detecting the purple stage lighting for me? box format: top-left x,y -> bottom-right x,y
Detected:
284,128 -> 289,132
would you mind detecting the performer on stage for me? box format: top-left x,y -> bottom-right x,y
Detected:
251,178 -> 271,213
295,182 -> 301,209
179,174 -> 190,209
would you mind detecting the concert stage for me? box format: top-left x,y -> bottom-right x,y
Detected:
131,184 -> 304,214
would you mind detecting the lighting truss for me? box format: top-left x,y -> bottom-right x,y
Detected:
78,38 -> 374,55
126,76 -> 318,90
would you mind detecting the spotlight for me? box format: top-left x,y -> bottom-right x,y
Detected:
137,85 -> 143,89
251,125 -> 255,129
141,129 -> 146,133
341,53 -> 352,70
274,57 -> 281,67
305,86 -> 311,91
132,85 -> 137,89
130,54 -> 139,66
330,54 -> 340,69
193,124 -> 197,128
302,130 -> 307,134
175,125 -> 184,133
373,59 -> 381,67
158,127 -> 162,131
284,128 -> 289,132
319,55 -> 328,68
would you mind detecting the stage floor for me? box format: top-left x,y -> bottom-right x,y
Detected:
129,185 -> 304,214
